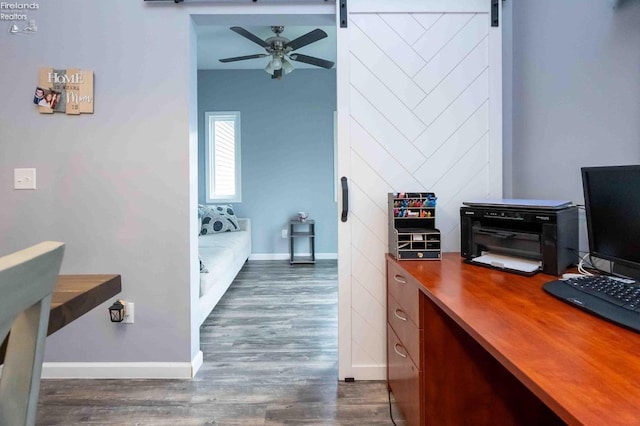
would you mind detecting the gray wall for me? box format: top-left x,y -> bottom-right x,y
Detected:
511,0 -> 640,204
0,0 -> 201,363
502,0 -> 514,198
198,69 -> 337,255
510,0 -> 640,252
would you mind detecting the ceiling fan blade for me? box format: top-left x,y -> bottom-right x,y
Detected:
289,53 -> 335,69
285,28 -> 328,51
219,54 -> 269,63
230,26 -> 271,48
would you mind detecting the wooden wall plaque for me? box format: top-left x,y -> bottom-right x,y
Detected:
37,68 -> 94,115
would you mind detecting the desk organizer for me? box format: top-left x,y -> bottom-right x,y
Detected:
388,192 -> 441,260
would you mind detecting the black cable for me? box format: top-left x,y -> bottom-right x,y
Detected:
567,247 -> 588,263
388,388 -> 398,426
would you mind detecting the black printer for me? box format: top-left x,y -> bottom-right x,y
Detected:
460,200 -> 578,276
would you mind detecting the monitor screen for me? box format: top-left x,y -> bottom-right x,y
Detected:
582,165 -> 640,277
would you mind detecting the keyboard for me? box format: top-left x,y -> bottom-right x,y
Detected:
543,275 -> 640,333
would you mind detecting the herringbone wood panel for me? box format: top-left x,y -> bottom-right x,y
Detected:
347,11 -> 492,367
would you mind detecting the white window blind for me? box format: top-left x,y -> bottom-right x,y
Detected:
205,112 -> 241,203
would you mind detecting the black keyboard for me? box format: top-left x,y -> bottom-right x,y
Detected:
543,275 -> 640,333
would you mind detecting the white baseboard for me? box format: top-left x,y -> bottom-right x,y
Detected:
40,351 -> 204,379
191,350 -> 203,377
249,252 -> 338,261
340,365 -> 386,381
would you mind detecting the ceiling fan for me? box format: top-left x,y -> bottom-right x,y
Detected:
218,26 -> 335,80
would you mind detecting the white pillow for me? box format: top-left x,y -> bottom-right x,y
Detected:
200,204 -> 240,234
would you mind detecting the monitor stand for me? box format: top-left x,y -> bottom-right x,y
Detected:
612,263 -> 640,281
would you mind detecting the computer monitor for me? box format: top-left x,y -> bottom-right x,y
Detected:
582,165 -> 640,280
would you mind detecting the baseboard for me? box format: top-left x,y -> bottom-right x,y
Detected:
40,357 -> 201,379
249,252 -> 338,261
3,352 -> 204,380
340,365 -> 386,381
191,350 -> 203,377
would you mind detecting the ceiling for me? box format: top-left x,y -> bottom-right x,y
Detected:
195,23 -> 336,71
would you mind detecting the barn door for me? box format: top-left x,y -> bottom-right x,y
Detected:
336,0 -> 502,379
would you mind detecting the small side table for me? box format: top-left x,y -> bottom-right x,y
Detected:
289,220 -> 315,264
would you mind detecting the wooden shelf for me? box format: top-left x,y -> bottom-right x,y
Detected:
289,220 -> 315,264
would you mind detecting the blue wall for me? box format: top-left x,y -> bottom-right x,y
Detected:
198,69 -> 337,255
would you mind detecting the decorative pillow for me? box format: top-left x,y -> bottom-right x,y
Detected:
199,256 -> 209,273
197,205 -> 205,236
200,204 -> 240,234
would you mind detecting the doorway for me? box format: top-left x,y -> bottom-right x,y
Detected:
191,11 -> 339,373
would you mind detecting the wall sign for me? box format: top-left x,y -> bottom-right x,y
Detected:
35,68 -> 93,115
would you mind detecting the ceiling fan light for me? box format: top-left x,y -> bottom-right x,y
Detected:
282,58 -> 294,75
264,61 -> 275,75
270,57 -> 283,70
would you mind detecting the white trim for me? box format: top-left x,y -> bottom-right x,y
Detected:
188,3 -> 335,18
335,0 -> 353,381
191,350 -> 203,377
204,111 -> 242,204
334,110 -> 338,203
249,253 -> 338,261
344,365 -> 386,381
489,0 -> 504,198
0,344 -> 203,382
39,358 -> 201,379
350,0 -> 487,13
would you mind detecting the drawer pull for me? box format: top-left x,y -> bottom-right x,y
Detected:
394,274 -> 407,284
394,343 -> 408,358
394,309 -> 407,321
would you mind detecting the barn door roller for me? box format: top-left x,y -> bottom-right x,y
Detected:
491,0 -> 499,27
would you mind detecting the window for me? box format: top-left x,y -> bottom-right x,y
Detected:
205,111 -> 241,203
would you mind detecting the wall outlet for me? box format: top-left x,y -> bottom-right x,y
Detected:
282,229 -> 288,238
14,168 -> 36,190
123,302 -> 134,324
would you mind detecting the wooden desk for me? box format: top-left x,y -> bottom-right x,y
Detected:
0,274 -> 122,364
387,254 -> 640,426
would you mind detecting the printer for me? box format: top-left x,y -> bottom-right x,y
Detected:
460,200 -> 578,276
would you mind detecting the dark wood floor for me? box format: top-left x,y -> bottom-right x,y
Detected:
36,260 -> 406,425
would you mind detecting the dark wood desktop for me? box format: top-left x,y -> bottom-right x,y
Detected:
0,274 -> 122,364
387,253 -> 640,425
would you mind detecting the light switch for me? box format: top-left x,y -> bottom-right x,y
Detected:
14,168 -> 36,190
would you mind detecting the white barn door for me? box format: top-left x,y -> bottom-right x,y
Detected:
336,0 -> 502,379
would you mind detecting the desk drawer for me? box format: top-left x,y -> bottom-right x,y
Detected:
387,293 -> 421,367
388,324 -> 421,426
387,260 -> 420,326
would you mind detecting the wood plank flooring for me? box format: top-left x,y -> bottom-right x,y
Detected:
36,260 -> 406,425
